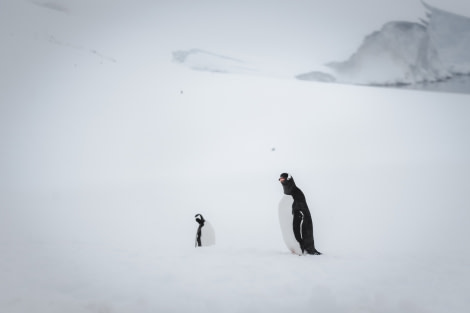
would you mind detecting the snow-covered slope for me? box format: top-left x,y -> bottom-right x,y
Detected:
319,2 -> 470,86
327,20 -> 449,85
424,2 -> 470,74
1,1 -> 470,313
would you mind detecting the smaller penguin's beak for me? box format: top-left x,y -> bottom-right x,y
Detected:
279,177 -> 285,182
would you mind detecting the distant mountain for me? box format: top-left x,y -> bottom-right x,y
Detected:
297,2 -> 470,87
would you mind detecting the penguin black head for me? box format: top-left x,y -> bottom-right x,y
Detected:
279,173 -> 291,183
279,173 -> 296,195
195,214 -> 205,225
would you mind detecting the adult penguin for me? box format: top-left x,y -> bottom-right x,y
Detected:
279,173 -> 321,255
194,214 -> 216,247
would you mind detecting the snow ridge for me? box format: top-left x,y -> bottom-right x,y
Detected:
172,49 -> 256,74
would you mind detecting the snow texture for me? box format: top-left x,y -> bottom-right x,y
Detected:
1,1 -> 470,313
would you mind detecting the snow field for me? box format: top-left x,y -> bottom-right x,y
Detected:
1,1 -> 470,312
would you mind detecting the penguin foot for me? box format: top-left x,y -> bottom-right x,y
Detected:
306,250 -> 322,255
299,242 -> 305,254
